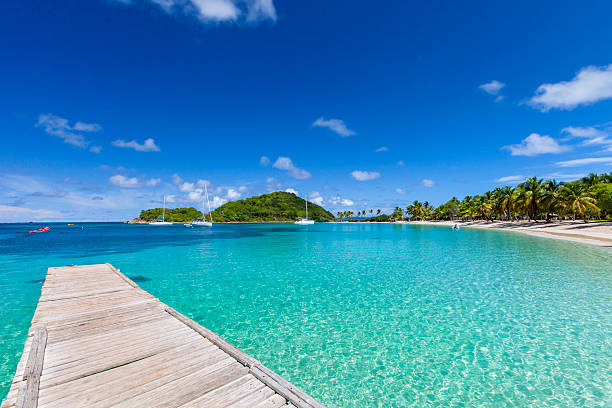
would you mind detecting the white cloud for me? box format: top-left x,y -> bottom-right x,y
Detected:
112,138 -> 160,152
545,172 -> 589,180
285,188 -> 299,195
397,160 -> 405,166
561,126 -> 606,139
351,170 -> 380,181
179,182 -> 195,192
246,0 -> 276,21
312,117 -> 356,137
260,156 -> 270,166
73,121 -> 102,132
197,179 -> 211,188
555,157 -> 612,167
561,126 -> 610,147
503,133 -> 570,156
421,179 -> 435,187
266,177 -> 276,184
395,188 -> 406,194
495,175 -> 524,183
172,174 -> 183,185
36,113 -> 101,150
527,64 -> 612,111
226,188 -> 241,200
109,175 -> 140,188
211,196 -> 227,208
375,146 -> 388,152
146,178 -> 161,187
0,205 -> 60,222
308,191 -> 323,205
329,196 -> 354,206
123,0 -> 276,23
478,80 -> 505,95
238,185 -> 248,192
272,157 -> 311,179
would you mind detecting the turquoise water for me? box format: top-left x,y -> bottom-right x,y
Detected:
1,223 -> 611,406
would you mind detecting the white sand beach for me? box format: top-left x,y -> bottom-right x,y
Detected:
408,220 -> 612,248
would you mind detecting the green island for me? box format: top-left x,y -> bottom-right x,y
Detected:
134,192 -> 335,223
211,191 -> 335,222
138,207 -> 203,223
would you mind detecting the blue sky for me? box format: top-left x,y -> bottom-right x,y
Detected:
1,0 -> 612,221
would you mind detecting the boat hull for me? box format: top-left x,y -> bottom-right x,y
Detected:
295,220 -> 315,225
192,221 -> 213,227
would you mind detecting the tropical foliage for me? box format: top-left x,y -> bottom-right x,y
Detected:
139,207 -> 202,222
355,173 -> 612,223
210,191 -> 335,222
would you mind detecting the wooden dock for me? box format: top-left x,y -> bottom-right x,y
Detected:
1,264 -> 323,408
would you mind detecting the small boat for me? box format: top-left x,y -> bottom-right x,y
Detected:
193,184 -> 213,227
452,223 -> 460,230
67,223 -> 75,226
295,196 -> 315,225
184,223 -> 193,227
149,196 -> 173,225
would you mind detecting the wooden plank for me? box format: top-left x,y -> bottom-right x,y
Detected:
178,374 -> 264,408
15,327 -> 47,408
252,394 -> 287,408
225,386 -> 277,408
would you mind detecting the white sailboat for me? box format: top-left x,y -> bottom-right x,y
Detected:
295,196 -> 315,225
193,184 -> 213,227
149,195 -> 173,225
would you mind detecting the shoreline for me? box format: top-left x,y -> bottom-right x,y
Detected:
407,220 -> 612,248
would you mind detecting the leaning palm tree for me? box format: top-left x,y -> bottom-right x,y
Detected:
559,183 -> 599,222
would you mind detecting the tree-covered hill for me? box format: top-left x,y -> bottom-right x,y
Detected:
211,191 -> 335,222
139,207 -> 202,222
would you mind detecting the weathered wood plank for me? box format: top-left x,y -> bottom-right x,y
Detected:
15,327 -> 47,408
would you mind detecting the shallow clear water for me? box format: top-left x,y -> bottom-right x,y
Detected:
1,222 -> 611,406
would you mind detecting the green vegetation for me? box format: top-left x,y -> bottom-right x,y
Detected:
352,173 -> 612,223
210,191 -> 335,222
139,207 -> 202,222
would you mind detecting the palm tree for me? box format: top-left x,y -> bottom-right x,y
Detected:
496,186 -> 514,220
337,211 -> 343,221
376,209 -> 381,215
559,183 -> 599,221
516,177 -> 544,221
541,179 -> 562,222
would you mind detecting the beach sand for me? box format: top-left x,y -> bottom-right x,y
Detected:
408,220 -> 612,248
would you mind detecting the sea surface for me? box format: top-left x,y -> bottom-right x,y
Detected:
0,222 -> 611,406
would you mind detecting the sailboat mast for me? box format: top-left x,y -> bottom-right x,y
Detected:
205,184 -> 213,222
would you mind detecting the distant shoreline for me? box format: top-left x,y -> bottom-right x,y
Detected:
119,219 -> 612,248
407,220 -> 612,248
